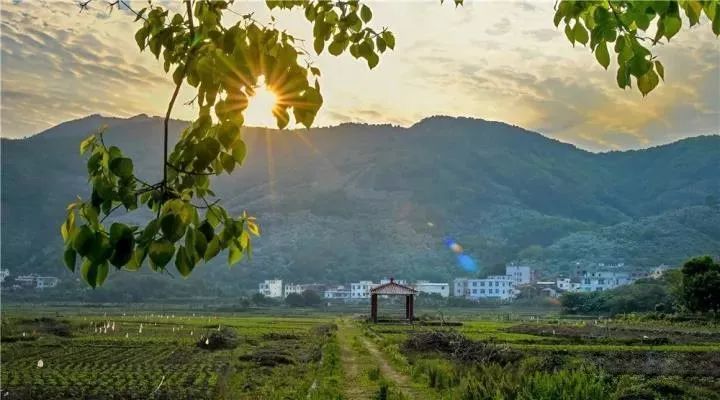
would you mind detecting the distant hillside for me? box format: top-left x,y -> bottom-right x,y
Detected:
1,114 -> 718,289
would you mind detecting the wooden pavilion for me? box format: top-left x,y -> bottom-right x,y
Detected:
369,278 -> 417,323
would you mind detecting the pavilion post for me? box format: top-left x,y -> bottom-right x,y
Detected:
371,294 -> 378,323
405,295 -> 410,320
408,295 -> 414,321
405,294 -> 415,321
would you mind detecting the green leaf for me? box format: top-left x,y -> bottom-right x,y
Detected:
713,9 -> 720,35
134,26 -> 148,50
125,246 -> 147,271
232,139 -> 247,164
109,223 -> 135,268
175,246 -> 193,277
139,219 -> 160,244
663,14 -> 682,40
87,233 -> 112,264
382,31 -> 395,50
221,153 -> 235,173
655,60 -> 665,81
637,69 -> 660,96
360,4 -> 372,23
228,243 -> 243,266
217,123 -> 240,149
595,41 -> 610,69
149,239 -> 175,269
81,260 -> 109,288
376,37 -> 387,53
565,24 -> 575,45
616,65 -> 630,89
310,66 -> 321,76
366,51 -> 379,69
313,37 -> 324,54
79,135 -> 96,155
109,157 -> 134,178
573,22 -> 589,45
204,236 -> 221,261
160,213 -> 187,242
193,230 -> 208,260
328,39 -> 346,56
198,220 -> 215,241
64,246 -> 77,273
73,225 -> 95,257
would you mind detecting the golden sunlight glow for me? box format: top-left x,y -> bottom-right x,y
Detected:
244,77 -> 279,127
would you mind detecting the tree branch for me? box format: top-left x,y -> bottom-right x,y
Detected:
100,203 -> 124,223
166,162 -> 215,176
191,198 -> 220,209
162,0 -> 197,193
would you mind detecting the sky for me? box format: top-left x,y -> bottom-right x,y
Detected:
1,0 -> 718,151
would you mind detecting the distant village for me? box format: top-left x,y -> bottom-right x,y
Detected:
0,269 -> 60,290
259,263 -> 673,301
1,261 -> 672,300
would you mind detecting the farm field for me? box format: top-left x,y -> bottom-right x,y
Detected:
1,306 -> 720,399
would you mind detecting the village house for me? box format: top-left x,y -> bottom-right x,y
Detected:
258,279 -> 283,298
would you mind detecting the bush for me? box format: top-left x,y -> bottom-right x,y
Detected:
197,327 -> 238,350
403,331 -> 521,365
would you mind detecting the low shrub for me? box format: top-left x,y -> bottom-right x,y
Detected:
197,327 -> 239,350
403,330 -> 521,365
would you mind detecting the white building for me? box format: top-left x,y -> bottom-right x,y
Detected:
465,275 -> 516,300
413,281 -> 450,297
578,271 -> 634,292
0,269 -> 9,284
324,286 -> 351,300
556,278 -> 579,291
351,280 -> 375,299
506,265 -> 532,285
15,275 -> 37,287
13,274 -> 59,289
258,279 -> 283,298
36,276 -> 59,289
284,283 -> 304,297
379,278 -> 407,286
453,278 -> 469,297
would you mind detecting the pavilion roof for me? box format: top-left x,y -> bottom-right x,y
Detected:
370,279 -> 417,295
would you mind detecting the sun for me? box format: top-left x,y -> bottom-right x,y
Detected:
244,76 -> 279,128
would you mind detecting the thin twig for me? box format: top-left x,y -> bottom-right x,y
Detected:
166,162 -> 215,176
191,199 -> 221,209
100,203 -> 123,223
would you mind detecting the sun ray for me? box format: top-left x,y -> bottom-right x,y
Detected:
264,129 -> 277,204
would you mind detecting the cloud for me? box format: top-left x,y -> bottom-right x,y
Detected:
523,28 -> 560,42
1,0 -> 717,152
485,17 -> 512,36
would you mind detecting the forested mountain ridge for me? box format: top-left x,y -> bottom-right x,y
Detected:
2,114 -> 718,287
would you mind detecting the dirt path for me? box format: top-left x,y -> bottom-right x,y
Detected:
336,320 -> 375,400
359,336 -> 428,399
337,320 -> 431,400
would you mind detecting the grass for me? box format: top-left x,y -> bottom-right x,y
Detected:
2,306 -> 720,399
1,311 -> 341,399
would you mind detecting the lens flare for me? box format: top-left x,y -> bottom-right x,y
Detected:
444,236 -> 478,272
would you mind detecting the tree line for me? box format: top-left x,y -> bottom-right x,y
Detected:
561,255 -> 720,316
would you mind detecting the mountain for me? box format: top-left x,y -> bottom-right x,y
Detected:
1,114 -> 719,290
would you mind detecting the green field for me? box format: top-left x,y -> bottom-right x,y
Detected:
2,306 -> 719,399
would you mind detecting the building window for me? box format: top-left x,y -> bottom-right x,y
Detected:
480,289 -> 485,294
495,282 -> 499,287
472,289 -> 477,294
495,289 -> 499,294
472,282 -> 477,287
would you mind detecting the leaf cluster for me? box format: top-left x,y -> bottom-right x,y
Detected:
555,0 -> 720,96
64,0 -> 392,287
